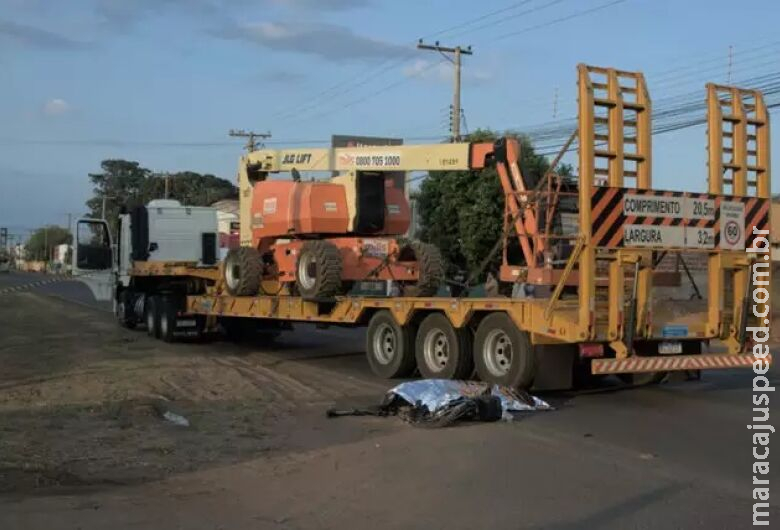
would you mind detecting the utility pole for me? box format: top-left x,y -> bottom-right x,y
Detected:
229,129 -> 272,152
417,40 -> 473,142
162,172 -> 171,199
553,87 -> 559,119
727,45 -> 734,84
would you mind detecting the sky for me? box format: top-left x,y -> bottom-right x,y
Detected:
1,0 -> 779,239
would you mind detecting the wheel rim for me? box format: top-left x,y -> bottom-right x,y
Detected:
423,328 -> 449,373
146,305 -> 154,331
298,252 -> 317,291
373,323 -> 396,365
483,329 -> 512,377
160,312 -> 168,336
225,260 -> 240,290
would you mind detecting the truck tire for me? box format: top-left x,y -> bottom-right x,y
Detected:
145,295 -> 161,339
295,241 -> 343,299
366,310 -> 416,379
415,313 -> 473,379
115,290 -> 137,329
159,296 -> 179,343
224,247 -> 261,296
474,313 -> 536,389
401,241 -> 443,297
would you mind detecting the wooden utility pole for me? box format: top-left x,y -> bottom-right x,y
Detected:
229,129 -> 272,152
417,40 -> 472,142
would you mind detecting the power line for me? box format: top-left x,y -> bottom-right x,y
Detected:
268,0 -> 571,123
490,0 -> 628,42
278,0 -> 624,129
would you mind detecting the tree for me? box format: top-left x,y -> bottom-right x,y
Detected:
86,160 -> 238,232
25,225 -> 71,261
415,129 -> 571,280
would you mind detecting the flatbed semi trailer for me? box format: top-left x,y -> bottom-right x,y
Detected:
126,258 -> 768,390
73,64 -> 772,390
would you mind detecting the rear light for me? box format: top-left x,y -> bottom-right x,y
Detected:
579,343 -> 605,358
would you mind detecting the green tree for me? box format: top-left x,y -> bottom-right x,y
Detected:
415,129 -> 571,280
25,225 -> 71,261
86,160 -> 237,231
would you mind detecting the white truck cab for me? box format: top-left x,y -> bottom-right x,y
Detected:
73,200 -> 219,307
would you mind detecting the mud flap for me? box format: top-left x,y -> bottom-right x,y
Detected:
531,345 -> 576,391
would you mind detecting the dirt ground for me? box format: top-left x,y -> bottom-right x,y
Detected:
0,292 -> 389,494
2,284 -> 779,529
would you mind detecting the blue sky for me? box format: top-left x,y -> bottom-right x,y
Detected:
1,0 -> 778,236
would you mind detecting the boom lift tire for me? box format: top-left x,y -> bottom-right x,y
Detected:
145,295 -> 161,339
224,247 -> 262,296
366,310 -> 416,379
474,313 -> 536,389
295,240 -> 343,299
415,313 -> 473,380
115,290 -> 137,329
400,241 -> 444,297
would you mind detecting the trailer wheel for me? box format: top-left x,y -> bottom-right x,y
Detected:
224,247 -> 262,296
145,295 -> 161,339
115,290 -> 137,329
474,313 -> 536,389
400,241 -> 444,297
159,296 -> 179,343
366,310 -> 416,378
295,241 -> 343,299
415,313 -> 473,379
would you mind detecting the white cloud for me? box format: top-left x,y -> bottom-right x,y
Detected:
403,59 -> 493,85
42,98 -> 72,116
211,20 -> 408,62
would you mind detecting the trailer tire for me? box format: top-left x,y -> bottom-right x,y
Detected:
145,295 -> 161,339
115,290 -> 137,329
295,241 -> 343,299
415,313 -> 473,379
474,313 -> 536,389
400,241 -> 444,297
224,247 -> 262,296
159,296 -> 179,343
366,311 -> 416,379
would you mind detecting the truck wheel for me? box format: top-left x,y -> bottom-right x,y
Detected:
145,295 -> 161,339
159,296 -> 179,343
295,241 -> 343,299
115,290 -> 137,329
474,313 -> 536,389
224,247 -> 261,296
400,241 -> 443,297
366,310 -> 416,379
415,313 -> 473,379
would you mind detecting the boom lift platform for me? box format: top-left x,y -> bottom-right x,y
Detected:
73,64 -> 772,390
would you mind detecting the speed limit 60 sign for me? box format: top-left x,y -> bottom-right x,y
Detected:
719,200 -> 745,250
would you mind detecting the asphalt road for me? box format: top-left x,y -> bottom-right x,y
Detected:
1,270 -> 777,529
0,270 -> 111,311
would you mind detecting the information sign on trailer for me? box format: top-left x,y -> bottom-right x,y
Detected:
591,187 -> 767,250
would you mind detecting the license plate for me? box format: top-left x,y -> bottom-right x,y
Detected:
658,341 -> 682,355
177,319 -> 197,328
